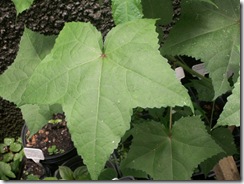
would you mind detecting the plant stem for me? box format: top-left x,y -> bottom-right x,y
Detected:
169,107 -> 173,136
209,100 -> 215,128
166,55 -> 211,84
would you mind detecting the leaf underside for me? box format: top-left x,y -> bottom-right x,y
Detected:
121,117 -> 223,180
22,19 -> 192,179
161,0 -> 240,99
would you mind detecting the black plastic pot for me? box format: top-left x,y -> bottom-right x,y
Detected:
18,157 -> 52,180
54,155 -> 136,180
21,124 -> 78,175
54,155 -> 118,179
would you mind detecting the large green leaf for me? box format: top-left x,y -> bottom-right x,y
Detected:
20,104 -> 62,136
141,0 -> 173,25
161,0 -> 240,99
22,20 -> 192,179
121,117 -> 223,180
112,0 -> 143,25
215,74 -> 240,127
200,127 -> 237,175
0,28 -> 56,106
12,0 -> 34,15
191,0 -> 218,7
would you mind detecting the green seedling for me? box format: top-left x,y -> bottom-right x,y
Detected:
48,119 -> 62,124
0,137 -> 24,180
58,165 -> 117,180
48,145 -> 64,155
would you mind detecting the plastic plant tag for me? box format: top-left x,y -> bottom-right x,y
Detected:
23,147 -> 44,163
192,63 -> 209,76
175,67 -> 185,80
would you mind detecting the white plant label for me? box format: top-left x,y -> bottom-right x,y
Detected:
23,147 -> 44,163
175,67 -> 185,80
192,63 -> 209,76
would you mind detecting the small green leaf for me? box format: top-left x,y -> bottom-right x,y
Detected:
121,117 -> 223,180
4,138 -> 15,146
14,150 -> 24,161
10,159 -> 20,173
98,168 -> 117,180
43,177 -> 58,180
9,142 -> 22,152
0,144 -> 7,154
26,174 -> 40,180
3,153 -> 14,162
0,175 -> 9,180
16,137 -> 22,143
12,0 -> 34,15
59,166 -> 74,180
0,162 -> 16,179
73,166 -> 91,180
112,0 -> 143,25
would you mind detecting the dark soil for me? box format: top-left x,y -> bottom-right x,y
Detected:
24,113 -> 74,157
20,157 -> 48,180
22,0 -> 114,37
0,97 -> 24,142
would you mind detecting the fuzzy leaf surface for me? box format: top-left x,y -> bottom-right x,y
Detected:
22,20 -> 192,179
12,0 -> 34,15
112,0 -> 143,25
121,117 -> 223,180
161,0 -> 240,99
20,104 -> 62,136
215,74 -> 240,127
0,28 -> 56,106
190,0 -> 217,7
141,0 -> 173,25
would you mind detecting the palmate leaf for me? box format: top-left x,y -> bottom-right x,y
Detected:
22,19 -> 192,179
161,0 -> 240,99
121,117 -> 223,180
215,74 -> 240,127
112,0 -> 143,25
